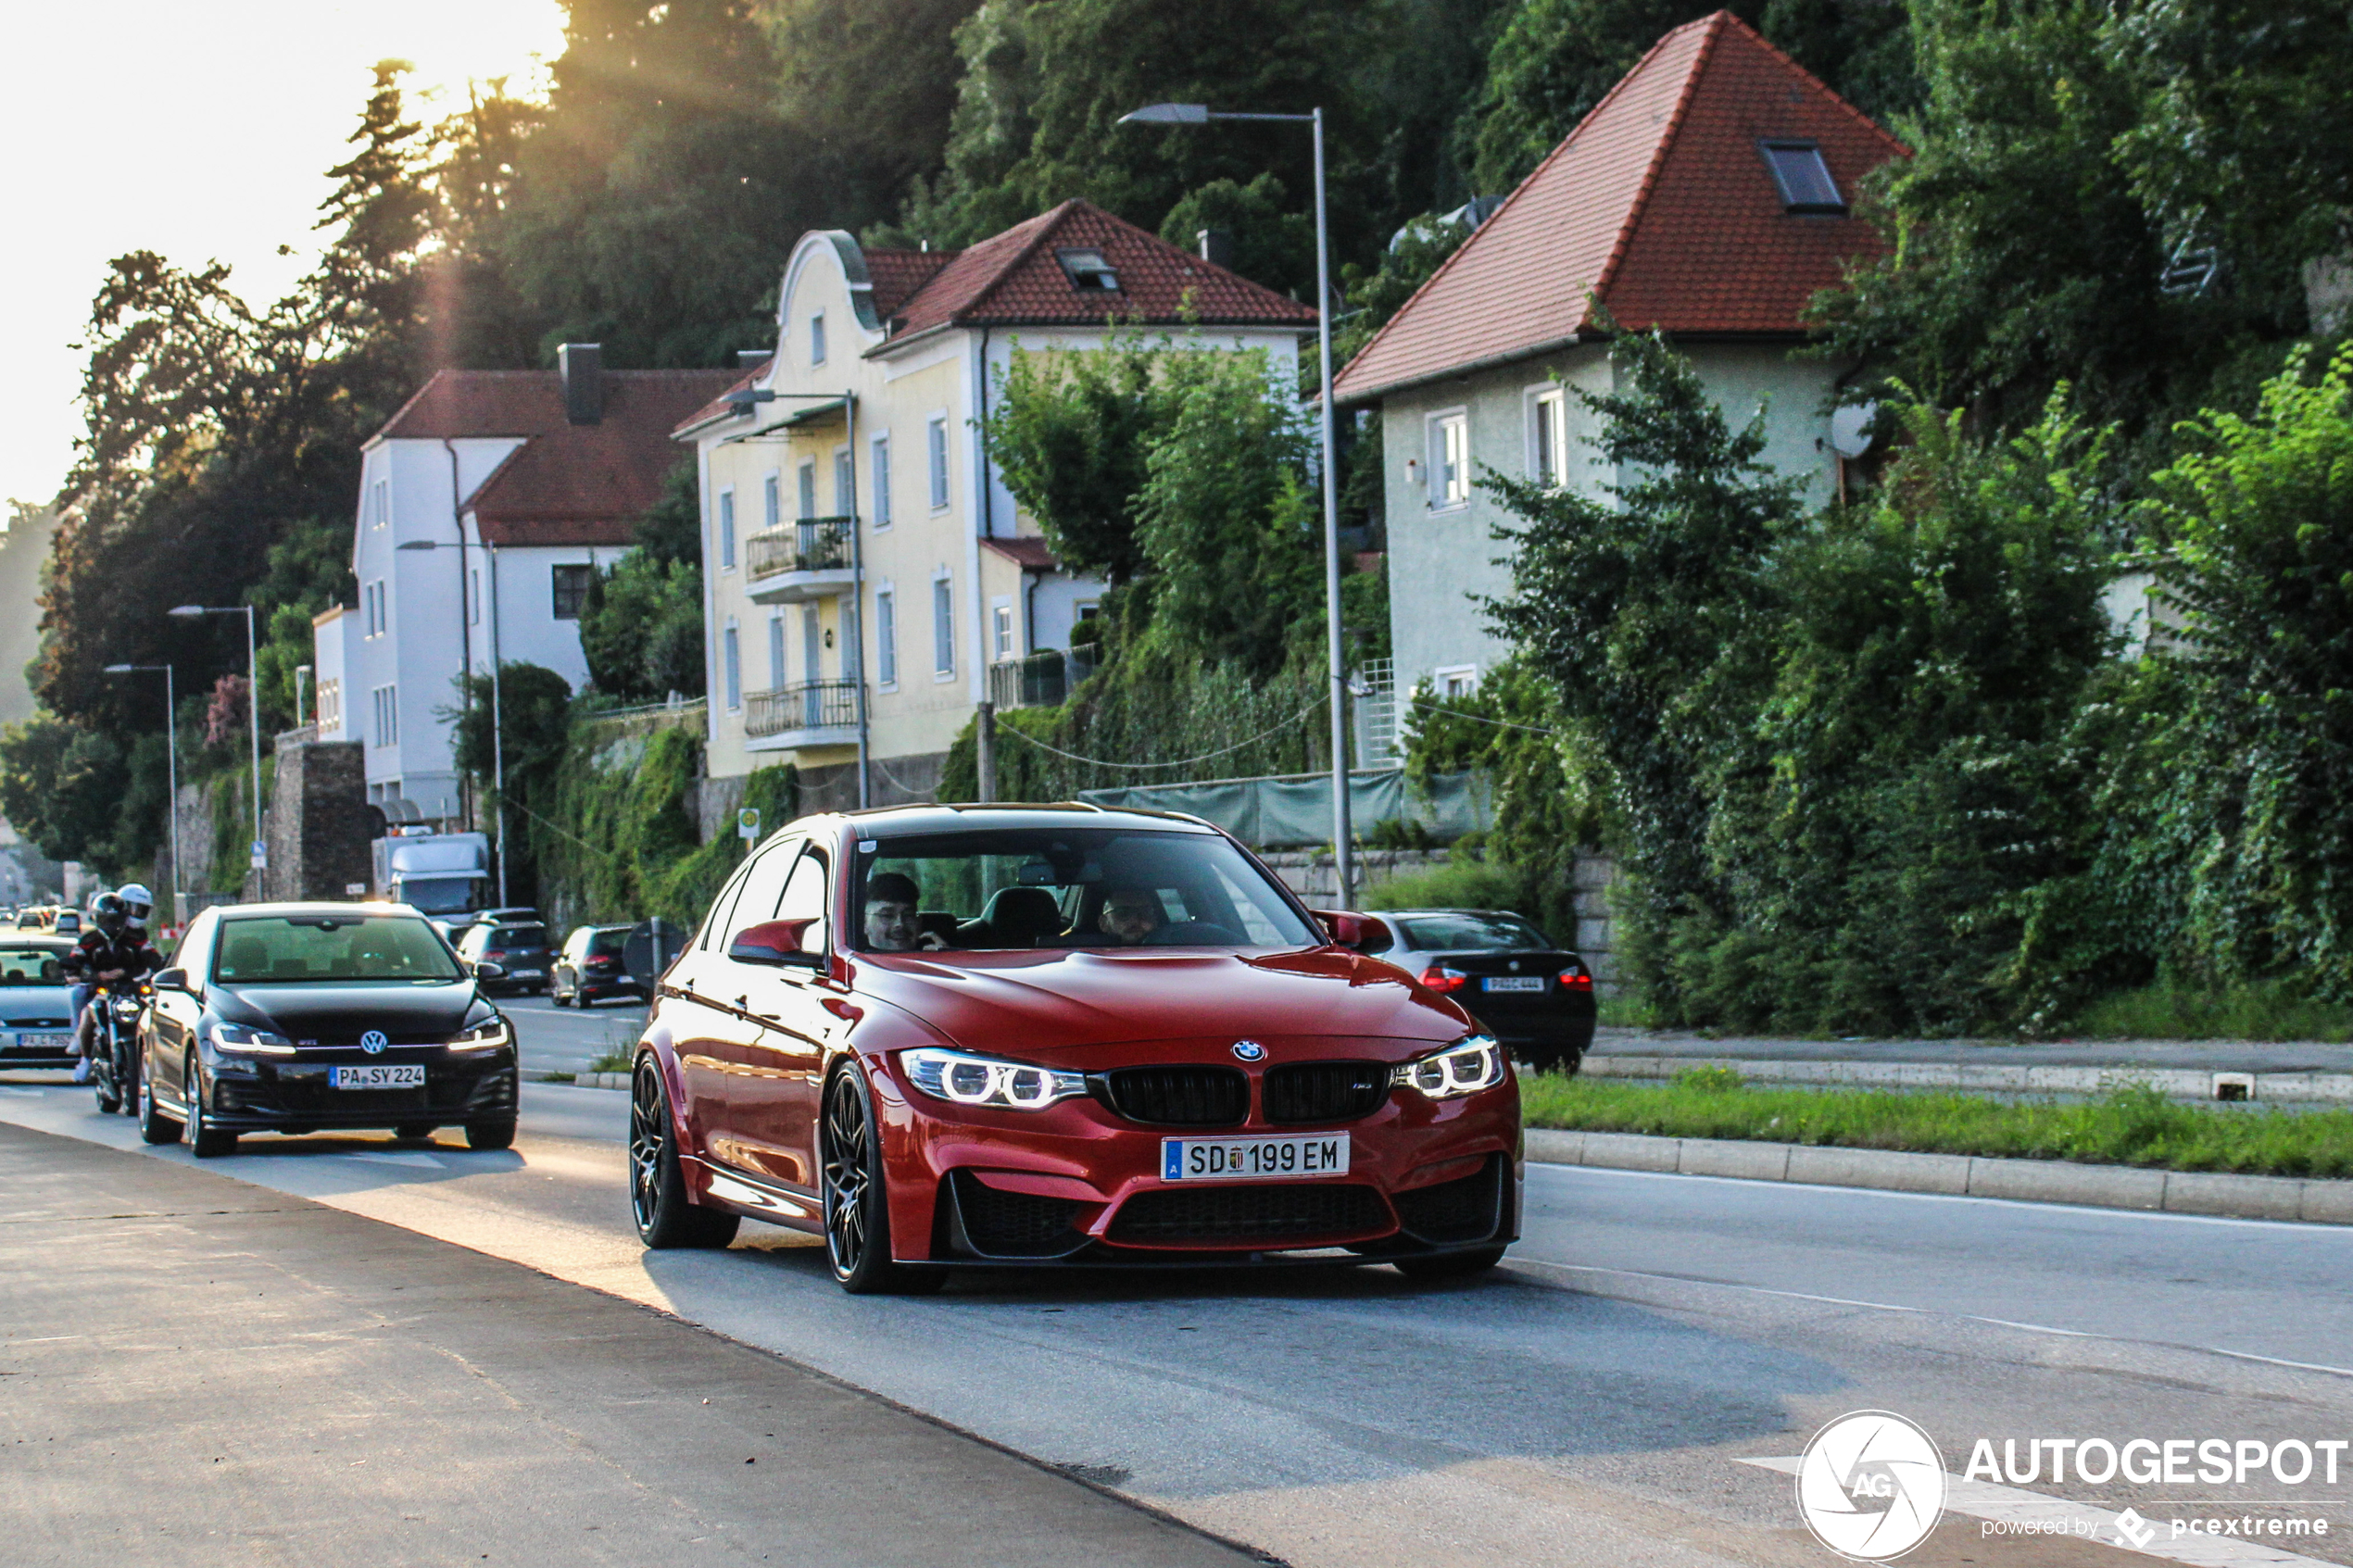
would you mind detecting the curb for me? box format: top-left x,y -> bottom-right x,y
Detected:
1525,1128 -> 2353,1225
560,1073 -> 630,1091
1582,1053 -> 2353,1104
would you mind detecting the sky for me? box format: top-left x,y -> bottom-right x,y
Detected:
1,0 -> 569,512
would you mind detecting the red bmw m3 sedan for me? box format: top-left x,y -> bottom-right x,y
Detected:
627,804 -> 1522,1294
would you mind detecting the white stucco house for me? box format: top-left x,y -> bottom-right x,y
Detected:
315,350 -> 736,822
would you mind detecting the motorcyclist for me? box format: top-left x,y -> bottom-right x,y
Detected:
66,892 -> 165,1074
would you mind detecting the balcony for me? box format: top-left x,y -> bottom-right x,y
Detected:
987,644 -> 1100,711
743,679 -> 862,750
746,517 -> 856,602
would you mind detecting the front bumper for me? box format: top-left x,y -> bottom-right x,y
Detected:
199,1046 -> 519,1131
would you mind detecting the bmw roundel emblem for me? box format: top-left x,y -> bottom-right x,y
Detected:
359,1030 -> 388,1055
1231,1040 -> 1265,1062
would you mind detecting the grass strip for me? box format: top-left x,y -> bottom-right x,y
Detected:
1519,1070 -> 2353,1179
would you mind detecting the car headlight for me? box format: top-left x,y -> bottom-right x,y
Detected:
1392,1035 -> 1504,1099
210,1022 -> 296,1056
901,1047 -> 1088,1111
446,1019 -> 510,1051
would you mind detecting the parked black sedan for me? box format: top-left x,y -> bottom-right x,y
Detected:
1353,908 -> 1597,1073
135,902 -> 519,1157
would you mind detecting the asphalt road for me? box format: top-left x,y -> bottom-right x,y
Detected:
3,1054 -> 2349,1568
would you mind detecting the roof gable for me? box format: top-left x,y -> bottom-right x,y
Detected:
1332,10 -> 1906,402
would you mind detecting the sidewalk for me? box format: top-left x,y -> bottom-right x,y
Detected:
1586,1028 -> 2353,1102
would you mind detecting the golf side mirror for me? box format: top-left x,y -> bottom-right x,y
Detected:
152,968 -> 188,991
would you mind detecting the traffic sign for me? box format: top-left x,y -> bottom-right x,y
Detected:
737,807 -> 761,842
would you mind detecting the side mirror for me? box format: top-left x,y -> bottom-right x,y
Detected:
729,918 -> 823,968
1314,910 -> 1371,949
473,960 -> 508,982
152,968 -> 188,991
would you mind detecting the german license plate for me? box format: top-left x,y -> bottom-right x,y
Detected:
14,1033 -> 72,1051
1162,1134 -> 1349,1182
331,1064 -> 424,1089
1483,976 -> 1545,993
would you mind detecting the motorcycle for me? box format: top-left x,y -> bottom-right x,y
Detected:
87,983 -> 149,1116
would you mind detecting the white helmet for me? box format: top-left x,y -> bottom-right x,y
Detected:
116,884 -> 155,931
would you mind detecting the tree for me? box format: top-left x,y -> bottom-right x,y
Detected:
763,0 -> 984,222
578,459 -> 710,701
979,332 -> 1178,584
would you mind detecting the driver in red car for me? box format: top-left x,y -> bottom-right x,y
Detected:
1096,886 -> 1164,946
863,872 -> 947,952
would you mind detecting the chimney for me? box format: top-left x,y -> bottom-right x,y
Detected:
559,343 -> 604,424
736,348 -> 771,370
1197,229 -> 1236,270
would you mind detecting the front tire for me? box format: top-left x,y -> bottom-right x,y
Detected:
820,1067 -> 945,1296
137,1058 -> 182,1146
186,1059 -> 236,1159
464,1118 -> 516,1151
1395,1247 -> 1506,1283
551,987 -> 573,1008
628,1059 -> 736,1248
393,1123 -> 435,1142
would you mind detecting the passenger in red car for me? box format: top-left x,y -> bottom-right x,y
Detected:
864,872 -> 946,952
1097,887 -> 1164,946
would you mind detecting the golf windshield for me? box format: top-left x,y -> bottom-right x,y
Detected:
214,915 -> 465,984
855,828 -> 1316,953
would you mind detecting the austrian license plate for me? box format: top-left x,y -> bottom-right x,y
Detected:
14,1032 -> 73,1051
510,969 -> 544,981
330,1064 -> 424,1089
1482,976 -> 1546,993
1162,1134 -> 1350,1182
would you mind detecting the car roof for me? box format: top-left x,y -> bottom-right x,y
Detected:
215,902 -> 430,920
0,935 -> 73,947
803,802 -> 1222,840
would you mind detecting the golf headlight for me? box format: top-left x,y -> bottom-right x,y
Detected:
446,1019 -> 510,1051
1393,1035 -> 1504,1099
210,1022 -> 296,1056
901,1047 -> 1088,1110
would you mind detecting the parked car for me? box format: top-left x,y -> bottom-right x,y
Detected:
627,804 -> 1522,1294
454,921 -> 552,996
553,924 -> 643,1008
1345,909 -> 1595,1074
0,936 -> 80,1070
136,902 -> 518,1156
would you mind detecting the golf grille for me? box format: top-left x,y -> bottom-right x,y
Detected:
1262,1060 -> 1390,1124
1108,1183 -> 1390,1245
1097,1066 -> 1249,1127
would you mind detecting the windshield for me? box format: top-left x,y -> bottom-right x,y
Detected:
486,925 -> 547,947
397,876 -> 480,916
854,828 -> 1315,954
215,915 -> 464,985
1395,912 -> 1554,952
0,946 -> 67,986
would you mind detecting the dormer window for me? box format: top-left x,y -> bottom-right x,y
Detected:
1760,141 -> 1845,215
1056,247 -> 1121,292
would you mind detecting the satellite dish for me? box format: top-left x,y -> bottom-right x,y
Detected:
1830,402 -> 1879,459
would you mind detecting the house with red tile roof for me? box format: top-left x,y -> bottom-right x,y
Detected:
314,349 -> 736,834
675,199 -> 1318,809
1332,10 -> 1904,713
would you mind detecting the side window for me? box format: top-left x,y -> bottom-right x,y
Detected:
698,854 -> 766,950
723,841 -> 805,955
775,851 -> 830,955
174,913 -> 217,982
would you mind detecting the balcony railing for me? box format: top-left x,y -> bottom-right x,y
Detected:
987,644 -> 1100,711
745,516 -> 854,582
744,679 -> 862,739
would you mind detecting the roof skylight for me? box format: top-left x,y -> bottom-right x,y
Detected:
1055,247 -> 1122,292
1760,142 -> 1845,215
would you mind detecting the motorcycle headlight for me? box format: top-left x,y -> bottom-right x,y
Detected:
1392,1035 -> 1505,1099
901,1047 -> 1088,1111
210,1022 -> 296,1056
445,1019 -> 510,1052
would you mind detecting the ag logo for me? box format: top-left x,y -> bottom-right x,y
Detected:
359,1030 -> 388,1055
1795,1411 -> 1946,1561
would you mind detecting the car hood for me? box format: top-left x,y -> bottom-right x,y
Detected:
212,981 -> 485,1041
846,946 -> 1471,1056
0,985 -> 75,1024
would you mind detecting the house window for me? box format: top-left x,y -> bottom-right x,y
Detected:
992,601 -> 1014,661
1531,389 -> 1568,489
719,489 -> 736,569
318,679 -> 341,730
764,472 -> 782,529
870,434 -> 892,529
809,311 -> 826,365
802,605 -> 823,683
1055,247 -> 1121,292
724,623 -> 742,710
834,446 -> 853,516
369,479 -> 388,529
797,460 -> 817,521
371,684 -> 399,747
551,564 -> 593,619
875,589 -> 898,686
768,615 -> 786,686
839,597 -> 860,680
364,580 -> 388,637
1429,411 -> 1469,508
927,417 -> 950,510
1434,664 -> 1479,699
469,567 -> 482,625
1760,141 -> 1845,214
932,575 -> 954,676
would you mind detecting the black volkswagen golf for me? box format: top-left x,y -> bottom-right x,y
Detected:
136,902 -> 519,1158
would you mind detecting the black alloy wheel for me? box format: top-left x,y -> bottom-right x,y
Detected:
1395,1246 -> 1507,1283
137,1052 -> 182,1146
466,1117 -> 517,1151
819,1067 -> 945,1296
627,1058 -> 736,1248
186,1057 -> 236,1159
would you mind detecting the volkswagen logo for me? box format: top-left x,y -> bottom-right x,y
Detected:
1230,1040 -> 1266,1062
359,1030 -> 388,1055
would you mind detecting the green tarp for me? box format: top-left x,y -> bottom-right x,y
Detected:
1077,769 -> 1492,848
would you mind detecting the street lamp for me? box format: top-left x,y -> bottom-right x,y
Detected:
104,662 -> 179,926
170,603 -> 261,867
398,538 -> 506,903
1118,100 -> 1354,906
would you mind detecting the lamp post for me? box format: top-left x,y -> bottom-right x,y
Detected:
104,662 -> 179,926
169,604 -> 261,864
1118,101 -> 1353,906
399,537 -> 506,902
